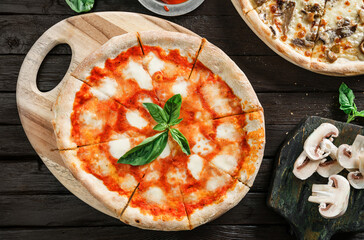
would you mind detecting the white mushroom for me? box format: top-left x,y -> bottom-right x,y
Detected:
337,135 -> 364,170
347,171 -> 364,189
293,151 -> 320,180
304,123 -> 339,161
308,175 -> 350,219
316,139 -> 344,178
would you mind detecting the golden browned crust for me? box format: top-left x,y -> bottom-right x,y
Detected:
60,149 -> 130,216
188,180 -> 249,229
72,32 -> 141,81
52,76 -> 84,149
197,39 -> 262,113
138,30 -> 202,64
310,59 -> 364,76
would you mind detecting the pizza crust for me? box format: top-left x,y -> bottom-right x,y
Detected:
198,40 -> 262,113
138,30 -> 202,64
60,149 -> 130,217
189,181 -> 249,229
310,59 -> 364,76
239,110 -> 265,187
72,32 -> 141,81
244,10 -> 312,70
239,0 -> 258,14
52,77 -> 84,149
120,200 -> 190,231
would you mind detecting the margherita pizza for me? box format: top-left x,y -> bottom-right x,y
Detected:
238,0 -> 364,75
52,31 -> 265,230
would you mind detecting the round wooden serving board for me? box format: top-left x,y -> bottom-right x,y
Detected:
16,12 -> 197,218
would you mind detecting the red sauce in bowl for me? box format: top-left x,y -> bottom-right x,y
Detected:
161,0 -> 188,4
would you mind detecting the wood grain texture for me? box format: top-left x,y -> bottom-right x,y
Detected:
16,12 -> 199,220
269,116 -> 364,240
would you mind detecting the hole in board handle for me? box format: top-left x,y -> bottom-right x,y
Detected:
36,43 -> 72,93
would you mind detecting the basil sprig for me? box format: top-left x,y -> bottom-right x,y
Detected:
65,0 -> 94,13
118,94 -> 190,166
339,83 -> 364,123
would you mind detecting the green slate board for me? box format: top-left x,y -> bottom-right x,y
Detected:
268,116 -> 364,240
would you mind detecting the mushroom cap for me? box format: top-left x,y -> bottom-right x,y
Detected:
304,123 -> 339,161
308,175 -> 350,219
293,151 -> 320,180
359,153 -> 364,174
337,144 -> 358,170
347,171 -> 364,189
316,158 -> 344,178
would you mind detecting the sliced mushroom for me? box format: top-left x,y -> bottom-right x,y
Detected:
308,175 -> 350,219
359,9 -> 364,23
347,171 -> 364,189
282,1 -> 295,35
360,40 -> 364,54
292,38 -> 315,48
304,123 -> 339,161
316,139 -> 343,178
325,50 -> 338,63
293,151 -> 320,180
337,135 -> 364,170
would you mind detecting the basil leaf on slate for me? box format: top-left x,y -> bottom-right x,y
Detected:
117,131 -> 169,166
170,128 -> 191,155
65,0 -> 94,13
164,94 -> 182,124
143,103 -> 169,124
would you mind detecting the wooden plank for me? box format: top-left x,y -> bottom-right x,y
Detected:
1,55 -> 363,93
0,193 -> 284,226
0,124 -> 289,157
0,225 -> 294,240
3,92 -> 364,125
0,158 -> 273,194
0,15 -> 272,56
0,0 -> 237,16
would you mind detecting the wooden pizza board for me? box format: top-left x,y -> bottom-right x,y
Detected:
230,0 -> 363,77
268,116 -> 364,240
16,12 -> 197,218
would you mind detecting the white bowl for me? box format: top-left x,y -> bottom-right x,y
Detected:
138,0 -> 205,17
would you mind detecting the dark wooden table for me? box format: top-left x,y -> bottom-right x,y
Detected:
1,1 -> 363,239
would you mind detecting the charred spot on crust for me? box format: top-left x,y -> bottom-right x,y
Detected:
135,219 -> 140,223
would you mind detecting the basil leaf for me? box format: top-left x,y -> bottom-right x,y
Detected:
169,118 -> 183,126
143,103 -> 168,124
339,82 -> 356,114
117,131 -> 169,166
65,0 -> 94,13
170,128 -> 191,155
164,94 -> 182,124
153,123 -> 168,131
356,110 -> 364,117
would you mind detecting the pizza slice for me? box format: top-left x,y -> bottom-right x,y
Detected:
311,0 -> 364,74
172,150 -> 249,228
176,111 -> 265,186
60,136 -> 150,217
120,142 -> 190,230
53,77 -> 157,149
245,0 -> 325,68
71,32 -> 159,109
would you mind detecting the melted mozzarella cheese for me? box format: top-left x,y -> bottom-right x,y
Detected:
108,138 -> 131,159
90,86 -> 111,101
216,123 -> 238,140
93,154 -> 111,176
201,84 -> 231,115
138,97 -> 153,105
211,155 -> 237,173
192,134 -> 213,156
167,169 -> 186,185
159,143 -> 171,159
123,60 -> 153,90
146,52 -> 165,76
126,110 -> 148,129
145,171 -> 160,181
119,174 -> 138,190
81,111 -> 103,129
188,154 -> 204,180
93,77 -> 117,99
143,187 -> 165,204
206,174 -> 226,191
172,76 -> 188,97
